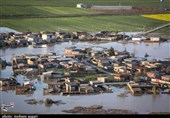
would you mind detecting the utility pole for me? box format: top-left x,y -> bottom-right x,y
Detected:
0,74 -> 3,113
160,0 -> 164,9
152,85 -> 157,95
123,32 -> 125,40
143,25 -> 145,33
100,91 -> 103,106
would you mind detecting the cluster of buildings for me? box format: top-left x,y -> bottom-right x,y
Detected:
1,45 -> 170,96
0,31 -> 165,49
0,31 -> 75,48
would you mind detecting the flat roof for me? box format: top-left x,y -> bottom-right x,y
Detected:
133,88 -> 142,91
91,6 -> 132,10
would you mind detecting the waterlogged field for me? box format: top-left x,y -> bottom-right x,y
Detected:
142,14 -> 170,22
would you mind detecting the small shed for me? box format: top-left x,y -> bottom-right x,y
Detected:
76,3 -> 88,9
80,84 -> 94,94
161,75 -> 170,82
51,72 -> 64,78
16,86 -> 29,94
89,81 -> 103,86
97,77 -> 109,83
150,37 -> 160,42
65,82 -> 80,92
133,88 -> 142,96
1,78 -> 18,86
132,37 -> 142,41
0,80 -> 2,87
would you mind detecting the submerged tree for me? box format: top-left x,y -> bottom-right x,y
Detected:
109,47 -> 115,56
144,53 -> 149,58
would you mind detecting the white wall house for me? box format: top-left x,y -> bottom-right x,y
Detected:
132,37 -> 142,41
27,36 -> 43,44
42,34 -> 55,41
76,3 -> 88,8
150,37 -> 160,42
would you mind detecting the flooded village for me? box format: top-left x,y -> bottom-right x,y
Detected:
0,30 -> 169,48
0,30 -> 170,114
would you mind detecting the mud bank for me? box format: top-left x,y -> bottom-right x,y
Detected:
62,105 -> 138,114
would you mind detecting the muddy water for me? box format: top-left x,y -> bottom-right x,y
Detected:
0,41 -> 170,114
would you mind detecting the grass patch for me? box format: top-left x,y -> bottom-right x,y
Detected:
0,6 -> 94,16
0,0 -> 170,8
1,0 -> 169,33
79,74 -> 99,81
35,7 -> 93,15
0,15 -> 169,32
0,111 -> 18,114
154,26 -> 170,33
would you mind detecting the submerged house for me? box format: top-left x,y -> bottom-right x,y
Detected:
16,86 -> 30,94
26,55 -> 39,65
38,62 -> 56,69
133,88 -> 142,96
0,34 -> 8,47
0,58 -> 7,69
150,37 -> 160,42
79,84 -> 94,94
65,82 -> 80,92
0,78 -> 19,86
27,34 -> 43,44
97,77 -> 109,83
114,66 -> 127,73
114,73 -> 131,81
65,47 -> 81,55
51,72 -> 64,79
97,58 -> 113,70
42,33 -> 56,42
147,71 -> 160,78
43,82 -> 65,94
84,65 -> 96,74
161,75 -> 170,82
89,80 -> 103,86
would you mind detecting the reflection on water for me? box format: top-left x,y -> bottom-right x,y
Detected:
0,41 -> 170,114
1,85 -> 170,114
1,41 -> 169,62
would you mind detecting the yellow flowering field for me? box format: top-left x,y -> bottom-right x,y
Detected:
142,14 -> 170,22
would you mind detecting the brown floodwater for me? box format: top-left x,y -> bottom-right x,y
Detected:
0,41 -> 170,114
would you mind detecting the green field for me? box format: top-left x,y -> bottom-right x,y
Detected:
0,0 -> 170,17
1,0 -> 170,7
0,0 -> 170,32
0,6 -> 93,16
0,0 -> 170,16
0,15 -> 169,32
